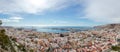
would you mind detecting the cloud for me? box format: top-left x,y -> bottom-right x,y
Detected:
0,0 -> 80,14
1,0 -> 119,24
83,0 -> 120,23
9,17 -> 23,20
0,16 -> 23,22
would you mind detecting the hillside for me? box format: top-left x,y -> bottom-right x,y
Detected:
0,28 -> 26,52
94,23 -> 120,32
0,28 -> 16,52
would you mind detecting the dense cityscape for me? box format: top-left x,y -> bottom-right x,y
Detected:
0,23 -> 120,52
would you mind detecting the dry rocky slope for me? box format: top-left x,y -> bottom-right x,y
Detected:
94,23 -> 120,32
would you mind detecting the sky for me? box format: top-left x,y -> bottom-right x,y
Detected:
0,0 -> 120,27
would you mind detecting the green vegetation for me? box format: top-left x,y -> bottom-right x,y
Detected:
0,29 -> 16,52
30,49 -> 34,52
111,45 -> 120,51
0,20 -> 26,52
46,46 -> 54,52
0,20 -> 2,25
16,43 -> 26,52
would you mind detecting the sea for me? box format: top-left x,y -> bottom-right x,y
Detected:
19,26 -> 93,33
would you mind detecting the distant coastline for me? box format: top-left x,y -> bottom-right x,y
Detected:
12,26 -> 93,33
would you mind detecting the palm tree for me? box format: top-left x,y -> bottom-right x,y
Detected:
0,20 -> 2,25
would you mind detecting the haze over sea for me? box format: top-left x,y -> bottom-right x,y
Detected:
22,26 -> 93,33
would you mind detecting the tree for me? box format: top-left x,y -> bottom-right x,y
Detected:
0,20 -> 2,25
